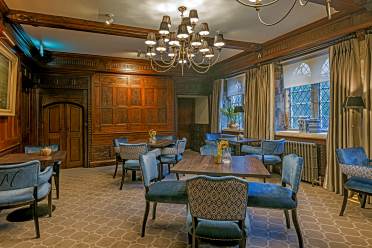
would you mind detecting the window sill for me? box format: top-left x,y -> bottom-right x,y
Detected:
222,128 -> 244,133
275,130 -> 327,140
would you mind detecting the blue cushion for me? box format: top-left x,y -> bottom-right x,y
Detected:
336,147 -> 369,166
123,160 -> 140,170
186,211 -> 248,240
247,182 -> 296,209
0,183 -> 51,207
345,177 -> 372,194
146,180 -> 187,204
250,154 -> 282,165
160,154 -> 182,164
241,145 -> 261,155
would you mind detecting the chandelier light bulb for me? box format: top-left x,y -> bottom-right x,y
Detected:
205,48 -> 215,58
214,33 -> 225,48
164,34 -> 170,43
191,33 -> 202,47
156,38 -> 166,52
145,32 -> 157,46
105,14 -> 114,25
199,40 -> 209,53
178,59 -> 187,64
146,47 -> 156,57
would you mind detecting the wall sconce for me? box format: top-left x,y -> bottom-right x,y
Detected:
343,96 -> 365,109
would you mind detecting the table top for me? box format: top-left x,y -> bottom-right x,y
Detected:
171,154 -> 270,178
0,151 -> 67,165
219,137 -> 260,144
129,139 -> 174,148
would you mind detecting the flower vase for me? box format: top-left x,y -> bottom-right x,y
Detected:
222,148 -> 232,164
149,137 -> 156,144
214,152 -> 223,164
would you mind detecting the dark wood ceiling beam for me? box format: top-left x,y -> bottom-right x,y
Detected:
307,0 -> 366,11
6,9 -> 260,51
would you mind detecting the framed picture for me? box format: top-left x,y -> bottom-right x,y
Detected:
0,41 -> 18,116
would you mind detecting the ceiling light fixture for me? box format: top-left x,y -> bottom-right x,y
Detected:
143,6 -> 225,76
104,14 -> 114,25
235,0 -> 332,26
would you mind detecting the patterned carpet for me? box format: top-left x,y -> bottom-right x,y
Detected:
1,153 -> 372,248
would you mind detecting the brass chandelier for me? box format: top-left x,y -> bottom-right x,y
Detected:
236,0 -> 332,26
144,6 -> 225,75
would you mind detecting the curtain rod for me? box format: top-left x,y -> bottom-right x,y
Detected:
223,32 -> 357,79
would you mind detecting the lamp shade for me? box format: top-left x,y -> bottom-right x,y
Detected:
162,15 -> 171,28
177,24 -> 189,39
234,106 -> 245,113
189,9 -> 199,24
214,33 -> 225,48
159,21 -> 170,35
199,23 -> 209,36
145,32 -> 156,46
344,96 -> 365,109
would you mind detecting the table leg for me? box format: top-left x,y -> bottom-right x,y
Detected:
236,143 -> 241,156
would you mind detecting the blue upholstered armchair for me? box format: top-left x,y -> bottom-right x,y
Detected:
242,139 -> 285,170
24,145 -> 61,199
112,138 -> 128,178
0,160 -> 53,238
139,152 -> 187,237
186,176 -> 248,248
247,154 -> 304,248
156,135 -> 177,141
119,143 -> 148,190
160,138 -> 187,179
336,147 -> 372,215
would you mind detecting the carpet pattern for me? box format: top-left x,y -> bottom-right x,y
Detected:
1,156 -> 372,248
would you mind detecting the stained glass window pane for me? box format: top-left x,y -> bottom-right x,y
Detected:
289,84 -> 312,129
319,81 -> 330,129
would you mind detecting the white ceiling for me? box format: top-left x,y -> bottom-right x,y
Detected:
5,0 -> 331,60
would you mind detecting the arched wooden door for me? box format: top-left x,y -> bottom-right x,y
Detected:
43,103 -> 84,168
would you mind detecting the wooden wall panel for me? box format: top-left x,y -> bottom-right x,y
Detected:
90,73 -> 175,166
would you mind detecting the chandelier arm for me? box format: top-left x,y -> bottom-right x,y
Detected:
160,54 -> 176,65
235,0 -> 282,8
150,59 -> 176,73
298,0 -> 310,6
257,0 -> 297,26
150,56 -> 177,68
210,51 -> 222,66
189,56 -> 212,69
189,61 -> 212,74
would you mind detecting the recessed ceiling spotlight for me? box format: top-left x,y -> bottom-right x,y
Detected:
104,14 -> 114,25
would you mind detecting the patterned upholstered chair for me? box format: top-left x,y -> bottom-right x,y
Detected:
160,138 -> 187,179
25,145 -> 62,199
242,139 -> 285,171
336,147 -> 372,215
112,138 -> 128,178
247,154 -> 304,248
0,160 -> 53,238
186,176 -> 248,248
119,143 -> 148,190
139,151 -> 187,237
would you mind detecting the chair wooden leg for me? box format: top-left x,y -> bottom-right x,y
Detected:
187,233 -> 192,244
33,201 -> 40,238
361,193 -> 367,208
284,210 -> 290,228
176,173 -> 180,180
291,209 -> 303,248
120,165 -> 126,190
339,188 -> 348,216
167,164 -> 171,174
152,202 -> 157,220
141,201 -> 150,237
113,160 -> 118,178
192,234 -> 198,248
239,237 -> 246,248
131,171 -> 136,181
48,190 -> 52,217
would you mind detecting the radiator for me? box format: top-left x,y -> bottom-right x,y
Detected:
284,141 -> 320,185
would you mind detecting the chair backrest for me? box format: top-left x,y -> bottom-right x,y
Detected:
139,152 -> 159,188
0,160 -> 40,191
119,143 -> 148,160
24,146 -> 42,154
204,133 -> 221,142
281,154 -> 304,194
336,147 -> 369,166
49,144 -> 59,152
156,135 -> 176,141
200,144 -> 217,156
176,138 -> 187,154
262,139 -> 285,155
186,176 -> 248,221
113,138 -> 128,154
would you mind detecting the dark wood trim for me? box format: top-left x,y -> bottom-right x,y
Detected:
0,0 -> 9,15
212,9 -> 372,77
6,9 -> 259,51
308,0 -> 362,11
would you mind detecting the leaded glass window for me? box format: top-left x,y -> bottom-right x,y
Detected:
319,81 -> 330,129
289,84 -> 312,129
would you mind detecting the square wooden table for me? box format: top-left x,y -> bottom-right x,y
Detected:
171,154 -> 270,179
0,151 -> 67,165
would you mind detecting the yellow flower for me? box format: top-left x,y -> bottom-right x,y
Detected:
148,129 -> 157,138
217,140 -> 229,152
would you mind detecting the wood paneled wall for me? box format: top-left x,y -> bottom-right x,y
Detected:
91,73 -> 175,165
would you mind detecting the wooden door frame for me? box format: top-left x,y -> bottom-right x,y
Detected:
39,89 -> 88,168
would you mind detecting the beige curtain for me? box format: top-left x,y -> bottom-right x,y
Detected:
362,33 -> 372,157
324,39 -> 362,194
245,64 -> 275,139
211,79 -> 223,133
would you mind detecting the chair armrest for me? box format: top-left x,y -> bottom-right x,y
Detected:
340,163 -> 372,180
39,166 -> 53,185
149,148 -> 161,157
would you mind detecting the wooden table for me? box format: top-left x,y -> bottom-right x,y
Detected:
219,137 -> 260,155
0,151 -> 67,165
128,139 -> 174,149
171,154 -> 270,179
